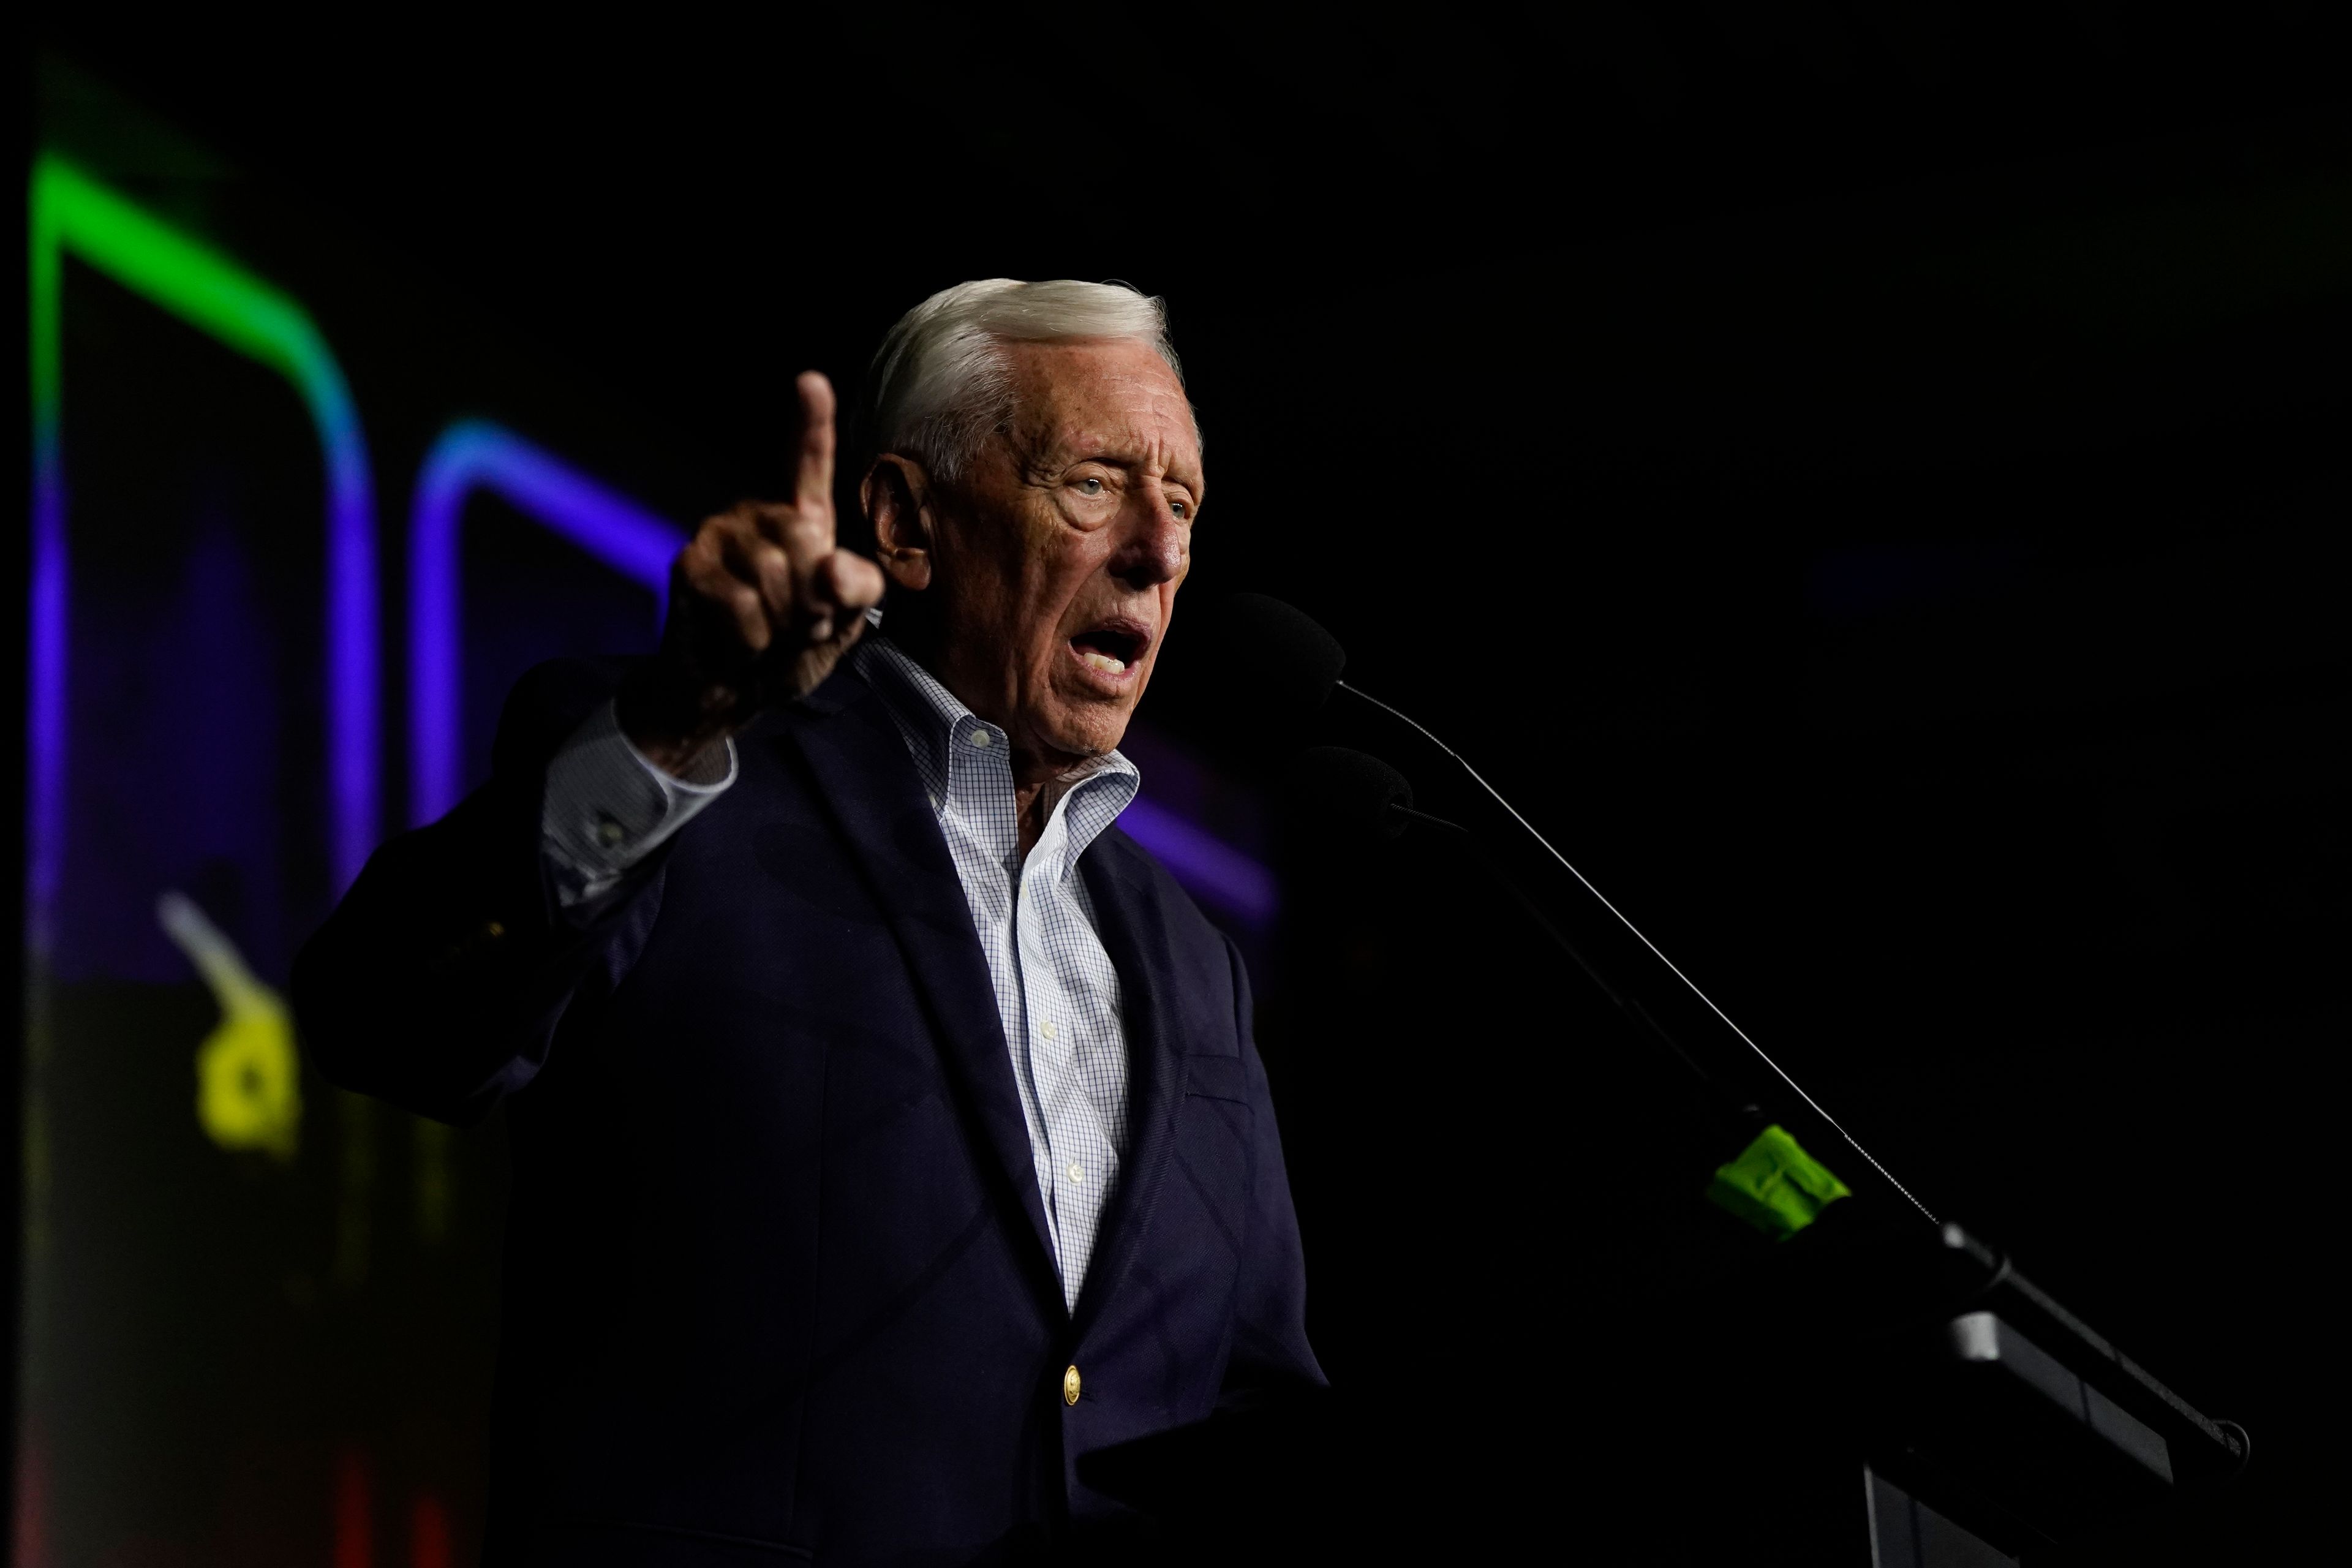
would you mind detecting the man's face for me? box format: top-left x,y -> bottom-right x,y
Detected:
917,337 -> 1201,768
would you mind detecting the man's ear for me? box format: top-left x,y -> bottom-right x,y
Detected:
863,455 -> 935,592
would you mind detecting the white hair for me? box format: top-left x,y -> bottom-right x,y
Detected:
861,279 -> 1186,485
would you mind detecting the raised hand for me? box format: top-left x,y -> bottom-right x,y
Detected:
619,371 -> 888,775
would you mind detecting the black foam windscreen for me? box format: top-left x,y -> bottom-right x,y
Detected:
1178,592 -> 1347,734
1284,745 -> 1414,840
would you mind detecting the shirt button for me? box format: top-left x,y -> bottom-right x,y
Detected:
1040,1019 -> 1057,1040
595,815 -> 624,847
1066,1161 -> 1085,1184
968,730 -> 991,749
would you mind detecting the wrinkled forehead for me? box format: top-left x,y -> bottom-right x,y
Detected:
997,338 -> 1204,475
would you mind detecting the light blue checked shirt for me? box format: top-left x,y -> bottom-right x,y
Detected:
541,638 -> 1140,1309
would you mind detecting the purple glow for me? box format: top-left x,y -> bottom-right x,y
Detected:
408,421 -> 685,824
1118,795 -> 1280,929
319,372 -> 378,891
28,406 -> 66,953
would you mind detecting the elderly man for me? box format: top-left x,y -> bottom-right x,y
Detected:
295,280 -> 1322,1564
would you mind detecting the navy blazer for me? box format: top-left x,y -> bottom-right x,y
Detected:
293,658 -> 1322,1567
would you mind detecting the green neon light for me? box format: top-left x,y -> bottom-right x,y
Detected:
27,153 -> 379,940
1706,1123 -> 1852,1240
36,159 -> 349,385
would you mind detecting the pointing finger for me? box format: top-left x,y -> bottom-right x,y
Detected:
794,371 -> 836,518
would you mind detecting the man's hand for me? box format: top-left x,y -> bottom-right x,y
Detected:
619,372 -> 887,775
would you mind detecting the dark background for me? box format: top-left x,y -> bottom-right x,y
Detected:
23,4 -> 2350,1562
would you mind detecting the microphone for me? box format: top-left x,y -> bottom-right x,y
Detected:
1180,592 -> 1346,734
1169,592 -> 1349,750
1283,745 -> 1416,840
1195,593 -> 1937,1226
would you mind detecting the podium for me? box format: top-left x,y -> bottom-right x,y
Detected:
1079,1208 -> 2245,1564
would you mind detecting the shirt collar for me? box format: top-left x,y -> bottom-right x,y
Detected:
854,636 -> 1140,852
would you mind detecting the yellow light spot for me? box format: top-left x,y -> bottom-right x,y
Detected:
159,890 -> 302,1163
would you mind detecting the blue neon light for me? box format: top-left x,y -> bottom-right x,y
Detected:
408,420 -> 686,824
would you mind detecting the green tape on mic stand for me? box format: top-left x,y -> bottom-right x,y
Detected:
1706,1123 -> 1852,1239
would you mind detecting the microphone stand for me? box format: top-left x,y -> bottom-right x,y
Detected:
1332,679 -> 1940,1226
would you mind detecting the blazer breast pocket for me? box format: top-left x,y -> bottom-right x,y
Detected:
1174,1058 -> 1258,1268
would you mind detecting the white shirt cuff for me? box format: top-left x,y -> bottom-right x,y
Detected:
541,698 -> 736,909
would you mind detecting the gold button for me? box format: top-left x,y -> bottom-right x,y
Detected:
1062,1363 -> 1081,1406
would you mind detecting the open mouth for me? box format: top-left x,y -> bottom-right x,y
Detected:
1068,620 -> 1150,679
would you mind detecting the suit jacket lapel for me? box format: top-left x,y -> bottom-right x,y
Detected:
1071,829 -> 1188,1337
779,681 -> 1064,1301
